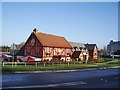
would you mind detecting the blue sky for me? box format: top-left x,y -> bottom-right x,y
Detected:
2,2 -> 118,49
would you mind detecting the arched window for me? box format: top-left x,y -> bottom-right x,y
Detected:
94,53 -> 97,55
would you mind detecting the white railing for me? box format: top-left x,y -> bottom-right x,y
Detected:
1,61 -> 83,67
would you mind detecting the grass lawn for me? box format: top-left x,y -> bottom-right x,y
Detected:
2,59 -> 120,73
2,64 -> 99,73
94,59 -> 119,65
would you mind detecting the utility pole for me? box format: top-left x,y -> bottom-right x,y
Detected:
12,43 -> 15,67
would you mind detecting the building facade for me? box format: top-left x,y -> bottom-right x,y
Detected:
21,29 -> 72,61
85,44 -> 98,60
107,40 -> 120,54
69,42 -> 89,62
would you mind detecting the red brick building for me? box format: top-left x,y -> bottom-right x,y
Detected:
85,44 -> 98,60
22,29 -> 72,61
69,42 -> 89,62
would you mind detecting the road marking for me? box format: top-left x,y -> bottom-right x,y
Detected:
105,80 -> 108,82
100,79 -> 103,80
114,77 -> 120,79
3,81 -> 87,89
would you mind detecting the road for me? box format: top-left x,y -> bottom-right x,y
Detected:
2,68 -> 120,89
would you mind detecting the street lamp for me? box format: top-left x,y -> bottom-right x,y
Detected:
12,43 -> 15,67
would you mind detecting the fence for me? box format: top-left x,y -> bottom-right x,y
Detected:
2,61 -> 83,67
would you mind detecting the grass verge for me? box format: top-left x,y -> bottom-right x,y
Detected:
2,59 -> 120,73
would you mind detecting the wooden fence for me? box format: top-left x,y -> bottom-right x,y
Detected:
2,61 -> 83,67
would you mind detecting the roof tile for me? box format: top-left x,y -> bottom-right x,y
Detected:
34,32 -> 72,48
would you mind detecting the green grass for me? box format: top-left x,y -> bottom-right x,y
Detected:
2,64 -> 119,73
2,64 -> 99,73
94,59 -> 119,65
105,59 -> 119,63
2,59 -> 120,73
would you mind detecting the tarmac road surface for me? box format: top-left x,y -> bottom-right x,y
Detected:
2,67 -> 120,89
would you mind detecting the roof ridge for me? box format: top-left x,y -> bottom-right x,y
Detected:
69,41 -> 84,44
33,31 -> 72,48
36,32 -> 64,38
85,44 -> 96,45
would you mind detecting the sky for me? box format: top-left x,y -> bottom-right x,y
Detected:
2,2 -> 118,49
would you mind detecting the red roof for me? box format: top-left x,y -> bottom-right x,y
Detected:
33,29 -> 72,48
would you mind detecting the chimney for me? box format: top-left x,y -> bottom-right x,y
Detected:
33,28 -> 38,34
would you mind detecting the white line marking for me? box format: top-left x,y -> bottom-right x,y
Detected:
105,80 -> 108,82
114,77 -> 119,79
3,81 -> 87,89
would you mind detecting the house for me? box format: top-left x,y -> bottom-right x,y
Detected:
85,44 -> 98,60
19,28 -> 72,61
10,42 -> 25,51
107,40 -> 120,54
69,42 -> 89,62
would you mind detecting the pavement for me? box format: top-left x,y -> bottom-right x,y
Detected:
2,67 -> 120,89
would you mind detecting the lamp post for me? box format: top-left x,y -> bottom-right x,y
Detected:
12,43 -> 15,67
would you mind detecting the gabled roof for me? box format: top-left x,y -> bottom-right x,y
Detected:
84,44 -> 97,51
69,42 -> 86,48
69,42 -> 87,51
33,29 -> 72,48
72,51 -> 81,58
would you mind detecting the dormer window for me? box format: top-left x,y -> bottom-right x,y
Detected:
84,48 -> 86,51
74,47 -> 77,51
79,47 -> 82,51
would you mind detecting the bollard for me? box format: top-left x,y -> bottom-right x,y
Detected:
12,62 -> 14,67
3,62 -> 4,67
68,62 -> 69,65
44,62 -> 45,67
15,62 -> 17,67
36,63 -> 37,67
74,62 -> 75,65
25,63 -> 26,66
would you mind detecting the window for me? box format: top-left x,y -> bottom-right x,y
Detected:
46,53 -> 50,55
31,38 -> 35,46
84,48 -> 86,51
31,38 -> 35,43
58,49 -> 61,52
79,47 -> 82,51
94,53 -> 97,55
74,47 -> 77,50
46,47 -> 50,53
68,49 -> 71,53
